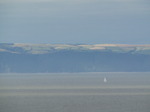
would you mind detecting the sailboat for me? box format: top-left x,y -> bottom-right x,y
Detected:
104,77 -> 107,83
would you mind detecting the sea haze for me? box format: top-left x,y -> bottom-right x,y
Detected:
0,72 -> 150,112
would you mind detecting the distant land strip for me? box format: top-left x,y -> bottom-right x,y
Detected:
1,43 -> 150,72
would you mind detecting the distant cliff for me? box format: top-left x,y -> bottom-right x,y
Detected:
0,43 -> 150,73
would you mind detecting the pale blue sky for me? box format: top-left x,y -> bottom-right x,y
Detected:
0,0 -> 150,44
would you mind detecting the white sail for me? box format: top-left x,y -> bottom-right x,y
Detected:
104,77 -> 107,83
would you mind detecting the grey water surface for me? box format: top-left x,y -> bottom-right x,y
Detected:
0,72 -> 150,112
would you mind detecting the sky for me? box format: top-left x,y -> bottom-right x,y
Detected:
0,0 -> 150,44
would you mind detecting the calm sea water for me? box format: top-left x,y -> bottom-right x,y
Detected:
0,72 -> 150,112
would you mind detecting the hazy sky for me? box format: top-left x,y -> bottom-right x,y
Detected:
0,0 -> 150,44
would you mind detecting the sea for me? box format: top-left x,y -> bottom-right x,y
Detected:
0,72 -> 150,112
